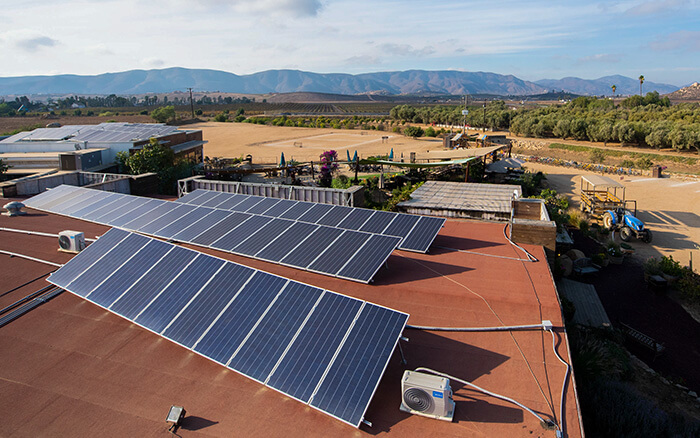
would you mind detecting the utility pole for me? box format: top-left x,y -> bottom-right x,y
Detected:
461,95 -> 469,135
187,87 -> 195,119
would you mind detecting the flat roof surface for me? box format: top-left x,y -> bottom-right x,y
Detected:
581,174 -> 624,188
0,123 -> 179,144
399,181 -> 521,214
0,197 -> 582,438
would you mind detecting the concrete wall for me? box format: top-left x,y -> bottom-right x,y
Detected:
510,199 -> 557,256
10,171 -> 158,196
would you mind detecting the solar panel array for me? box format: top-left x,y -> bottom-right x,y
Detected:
24,185 -> 400,283
7,123 -> 178,143
177,189 -> 445,253
49,228 -> 409,428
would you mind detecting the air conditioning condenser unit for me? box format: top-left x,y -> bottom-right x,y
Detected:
400,370 -> 455,421
58,230 -> 85,253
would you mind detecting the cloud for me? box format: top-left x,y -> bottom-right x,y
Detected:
624,0 -> 690,15
192,0 -> 324,17
649,30 -> 700,51
577,53 -> 623,64
344,55 -> 381,66
380,44 -> 436,57
16,36 -> 57,52
143,58 -> 165,68
86,44 -> 115,56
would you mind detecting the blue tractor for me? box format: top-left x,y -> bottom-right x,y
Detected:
602,207 -> 652,243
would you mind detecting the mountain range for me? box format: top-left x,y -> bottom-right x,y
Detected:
0,67 -> 681,97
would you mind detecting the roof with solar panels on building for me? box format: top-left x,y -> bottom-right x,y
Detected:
0,183 -> 582,438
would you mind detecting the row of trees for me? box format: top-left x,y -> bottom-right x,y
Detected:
389,93 -> 700,153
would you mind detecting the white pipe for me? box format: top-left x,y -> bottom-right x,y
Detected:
0,249 -> 63,268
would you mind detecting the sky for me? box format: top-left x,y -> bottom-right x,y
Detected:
1,0 -> 698,86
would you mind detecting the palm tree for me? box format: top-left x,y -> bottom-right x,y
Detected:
639,75 -> 645,96
611,84 -> 617,97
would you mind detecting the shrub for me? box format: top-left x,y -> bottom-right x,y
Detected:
620,159 -> 635,168
678,270 -> 700,302
425,126 -> 437,137
403,126 -> 424,137
579,218 -> 589,233
589,149 -> 606,163
659,255 -> 684,277
636,157 -> 654,169
642,258 -> 662,275
214,113 -> 227,122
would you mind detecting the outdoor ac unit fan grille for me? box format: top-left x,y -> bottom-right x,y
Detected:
59,235 -> 72,250
403,387 -> 434,412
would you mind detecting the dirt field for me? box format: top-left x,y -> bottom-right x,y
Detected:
194,122 -> 446,163
525,162 -> 700,270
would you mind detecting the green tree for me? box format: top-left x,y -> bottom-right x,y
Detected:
116,138 -> 194,193
639,75 -> 645,96
151,105 -> 175,123
611,85 -> 616,97
403,126 -> 424,137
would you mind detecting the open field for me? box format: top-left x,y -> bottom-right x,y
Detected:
196,122 -> 446,163
524,162 -> 700,270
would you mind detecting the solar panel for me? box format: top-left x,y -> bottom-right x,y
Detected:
24,186 -> 399,284
176,189 -> 444,253
47,228 -> 408,427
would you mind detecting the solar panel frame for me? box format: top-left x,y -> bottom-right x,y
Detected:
27,185 -> 399,283
48,229 -> 409,428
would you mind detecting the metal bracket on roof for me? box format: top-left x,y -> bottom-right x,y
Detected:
361,418 -> 373,427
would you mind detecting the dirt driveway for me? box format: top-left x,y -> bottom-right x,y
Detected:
525,162 -> 700,270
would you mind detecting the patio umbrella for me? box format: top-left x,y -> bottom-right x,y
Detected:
388,148 -> 394,160
279,152 -> 286,167
352,150 -> 358,162
346,150 -> 351,161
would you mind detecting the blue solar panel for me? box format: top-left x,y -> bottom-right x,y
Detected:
170,209 -> 231,242
163,263 -> 255,348
200,192 -> 233,208
135,256 -> 225,333
298,203 -> 335,223
183,190 -> 220,206
137,204 -> 192,234
337,235 -> 401,283
279,202 -> 314,220
316,205 -> 353,227
191,212 -> 251,246
193,273 -> 287,365
280,226 -> 344,269
71,193 -> 121,218
88,240 -> 172,307
255,222 -> 318,263
23,185 -> 77,209
310,304 -> 409,426
228,282 -> 322,382
383,213 -> 420,241
121,202 -> 177,230
177,190 -> 207,204
47,229 -> 409,428
37,189 -> 85,210
401,216 -> 446,253
359,210 -> 397,234
266,293 -> 362,402
337,208 -> 375,230
231,196 -> 265,212
108,199 -> 162,227
27,185 -> 400,282
48,228 -> 130,290
212,193 -> 248,210
307,231 -> 371,276
261,199 -> 297,217
210,215 -> 273,252
109,246 -> 198,319
64,233 -> 150,295
246,197 -> 281,215
231,218 -> 295,257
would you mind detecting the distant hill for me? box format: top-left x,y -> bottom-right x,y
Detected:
535,75 -> 679,96
0,67 -> 680,97
665,82 -> 700,100
0,67 -> 547,96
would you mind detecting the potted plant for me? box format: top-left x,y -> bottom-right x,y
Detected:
607,241 -> 624,264
642,257 -> 662,282
620,242 -> 635,255
592,252 -> 609,268
659,255 -> 684,285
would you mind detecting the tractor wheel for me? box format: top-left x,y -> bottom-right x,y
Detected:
642,229 -> 653,243
602,212 -> 615,230
620,226 -> 633,242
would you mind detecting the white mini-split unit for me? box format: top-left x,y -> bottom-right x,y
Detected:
400,370 -> 455,421
58,230 -> 86,253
